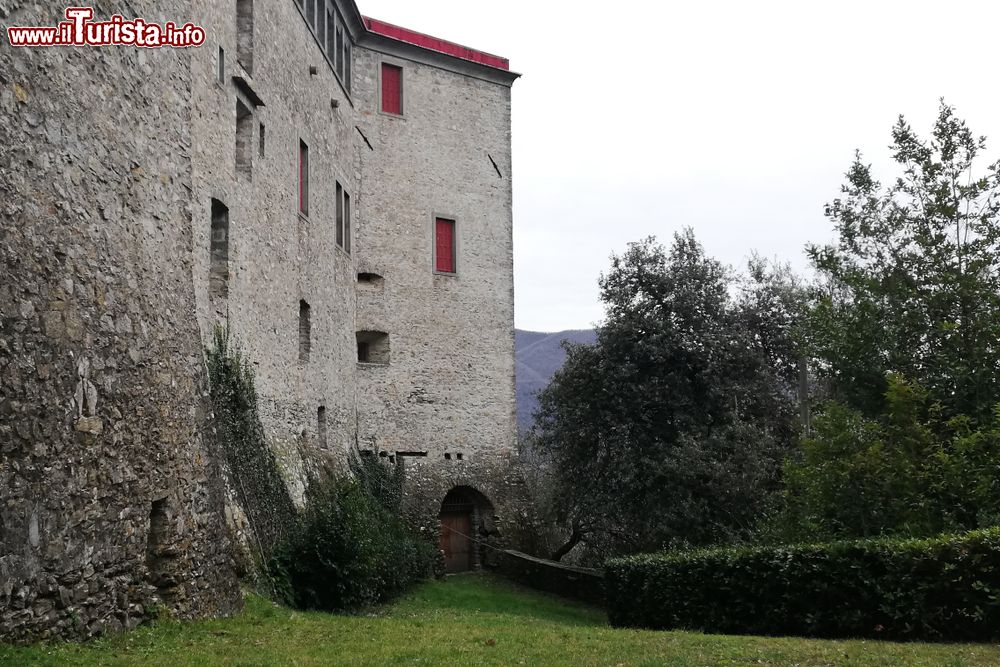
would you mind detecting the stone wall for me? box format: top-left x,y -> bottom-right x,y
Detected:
0,0 -> 241,642
1,0 -> 521,642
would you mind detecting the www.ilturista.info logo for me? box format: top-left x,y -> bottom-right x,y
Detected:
6,7 -> 206,48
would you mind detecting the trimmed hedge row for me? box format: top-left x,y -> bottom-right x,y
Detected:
606,528 -> 1000,640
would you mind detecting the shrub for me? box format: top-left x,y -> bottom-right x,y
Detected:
606,528 -> 1000,641
268,474 -> 435,612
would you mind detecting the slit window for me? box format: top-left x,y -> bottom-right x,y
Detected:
218,46 -> 225,85
435,218 -> 456,274
325,9 -> 336,56
210,199 -> 230,301
299,140 -> 309,217
336,182 -> 351,253
299,299 -> 311,362
236,0 -> 253,75
343,35 -> 352,92
318,406 -> 327,448
336,182 -> 343,248
381,63 -> 402,115
236,99 -> 253,178
305,0 -> 316,29
259,123 -> 265,158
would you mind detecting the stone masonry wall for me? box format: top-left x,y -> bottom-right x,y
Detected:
1,0 -> 520,643
189,0 -> 362,512
352,44 -> 518,478
0,0 -> 240,643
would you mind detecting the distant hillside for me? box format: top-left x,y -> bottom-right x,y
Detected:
515,328 -> 597,432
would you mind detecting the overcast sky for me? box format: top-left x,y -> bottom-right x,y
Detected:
362,0 -> 1000,332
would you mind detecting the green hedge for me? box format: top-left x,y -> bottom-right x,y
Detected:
606,528 -> 1000,640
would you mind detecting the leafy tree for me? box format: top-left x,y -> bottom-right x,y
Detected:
806,101 -> 1000,423
534,231 -> 803,558
775,375 -> 1000,542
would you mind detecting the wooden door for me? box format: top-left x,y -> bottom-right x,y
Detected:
439,511 -> 472,573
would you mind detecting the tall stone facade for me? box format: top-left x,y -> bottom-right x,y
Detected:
1,0 -> 518,642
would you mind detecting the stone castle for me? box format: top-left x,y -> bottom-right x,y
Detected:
0,0 -> 519,641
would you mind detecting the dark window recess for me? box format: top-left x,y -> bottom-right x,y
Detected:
457,453 -> 464,461
146,498 -> 171,593
397,451 -> 428,458
236,99 -> 253,178
344,191 -> 351,253
356,331 -> 389,364
357,272 -> 384,287
299,300 -> 311,362
343,35 -> 352,92
317,405 -> 327,448
325,9 -> 335,55
335,182 -> 351,253
336,182 -> 344,247
236,0 -> 253,75
259,123 -> 265,158
210,199 -> 229,301
435,218 -> 456,273
299,140 -> 309,216
381,63 -> 402,114
336,26 -> 345,80
306,0 -> 316,29
218,46 -> 225,84
445,453 -> 452,460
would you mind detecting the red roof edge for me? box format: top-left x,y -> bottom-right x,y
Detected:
363,17 -> 510,71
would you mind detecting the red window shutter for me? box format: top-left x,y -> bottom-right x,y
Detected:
435,218 -> 455,273
381,63 -> 402,114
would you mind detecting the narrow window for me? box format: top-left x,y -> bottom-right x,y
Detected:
236,99 -> 253,178
299,140 -> 309,217
317,406 -> 327,448
236,0 -> 253,75
381,63 -> 402,115
259,123 -> 265,158
336,182 -> 344,248
335,26 -> 344,80
299,300 -> 311,362
344,191 -> 351,254
306,0 -> 316,29
356,331 -> 390,364
146,498 -> 171,593
435,218 -> 456,273
343,39 -> 352,92
210,199 -> 230,300
325,9 -> 335,56
316,2 -> 326,50
218,46 -> 225,85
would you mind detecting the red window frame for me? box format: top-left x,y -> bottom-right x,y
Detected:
381,63 -> 402,115
435,218 -> 455,274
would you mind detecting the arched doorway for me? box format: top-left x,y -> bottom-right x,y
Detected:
438,486 -> 494,573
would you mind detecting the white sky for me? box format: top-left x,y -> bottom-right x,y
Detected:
361,0 -> 1000,332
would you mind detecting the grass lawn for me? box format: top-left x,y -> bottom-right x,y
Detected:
2,573 -> 999,666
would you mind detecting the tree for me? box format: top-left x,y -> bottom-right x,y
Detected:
534,231 -> 802,558
806,101 -> 1000,423
774,375 -> 1000,542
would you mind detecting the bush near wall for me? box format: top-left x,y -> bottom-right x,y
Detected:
268,476 -> 435,612
606,528 -> 1000,641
